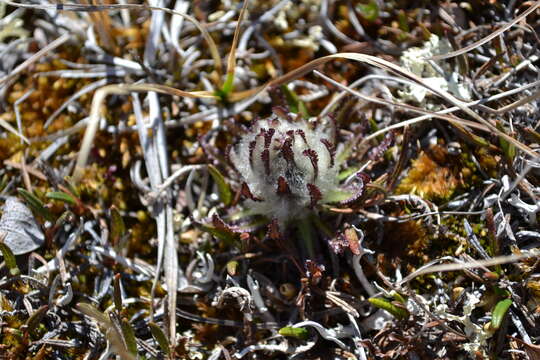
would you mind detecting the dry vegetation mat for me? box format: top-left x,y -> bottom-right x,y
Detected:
0,0 -> 539,359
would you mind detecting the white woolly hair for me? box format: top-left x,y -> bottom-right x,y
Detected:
230,112 -> 340,224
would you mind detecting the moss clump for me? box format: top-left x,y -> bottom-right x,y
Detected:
397,144 -> 465,201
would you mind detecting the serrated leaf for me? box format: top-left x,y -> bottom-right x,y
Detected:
279,326 -> 309,340
149,322 -> 170,356
208,165 -> 232,206
17,188 -> 54,222
491,298 -> 512,330
46,191 -> 77,205
368,297 -> 410,320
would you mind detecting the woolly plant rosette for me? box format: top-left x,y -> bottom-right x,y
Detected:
229,108 -> 365,228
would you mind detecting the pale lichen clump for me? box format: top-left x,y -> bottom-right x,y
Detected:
229,109 -> 340,225
399,34 -> 471,104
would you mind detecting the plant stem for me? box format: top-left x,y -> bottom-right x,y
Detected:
298,216 -> 316,259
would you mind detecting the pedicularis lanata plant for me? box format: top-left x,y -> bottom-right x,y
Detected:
228,107 -> 367,256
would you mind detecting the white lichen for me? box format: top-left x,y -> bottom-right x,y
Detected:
0,3 -> 29,42
399,35 -> 470,103
291,25 -> 324,51
434,292 -> 493,358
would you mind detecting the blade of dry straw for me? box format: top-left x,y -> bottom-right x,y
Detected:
429,1 -> 540,61
72,54 -> 538,181
222,0 -> 249,94
73,84 -> 216,181
313,70 -> 495,148
230,52 -> 538,158
0,32 -> 69,86
0,0 -> 224,79
397,251 -> 539,286
0,117 -> 29,144
79,0 -> 116,53
0,32 -> 69,143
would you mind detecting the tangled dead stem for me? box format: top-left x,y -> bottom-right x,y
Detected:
0,0 -> 539,359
